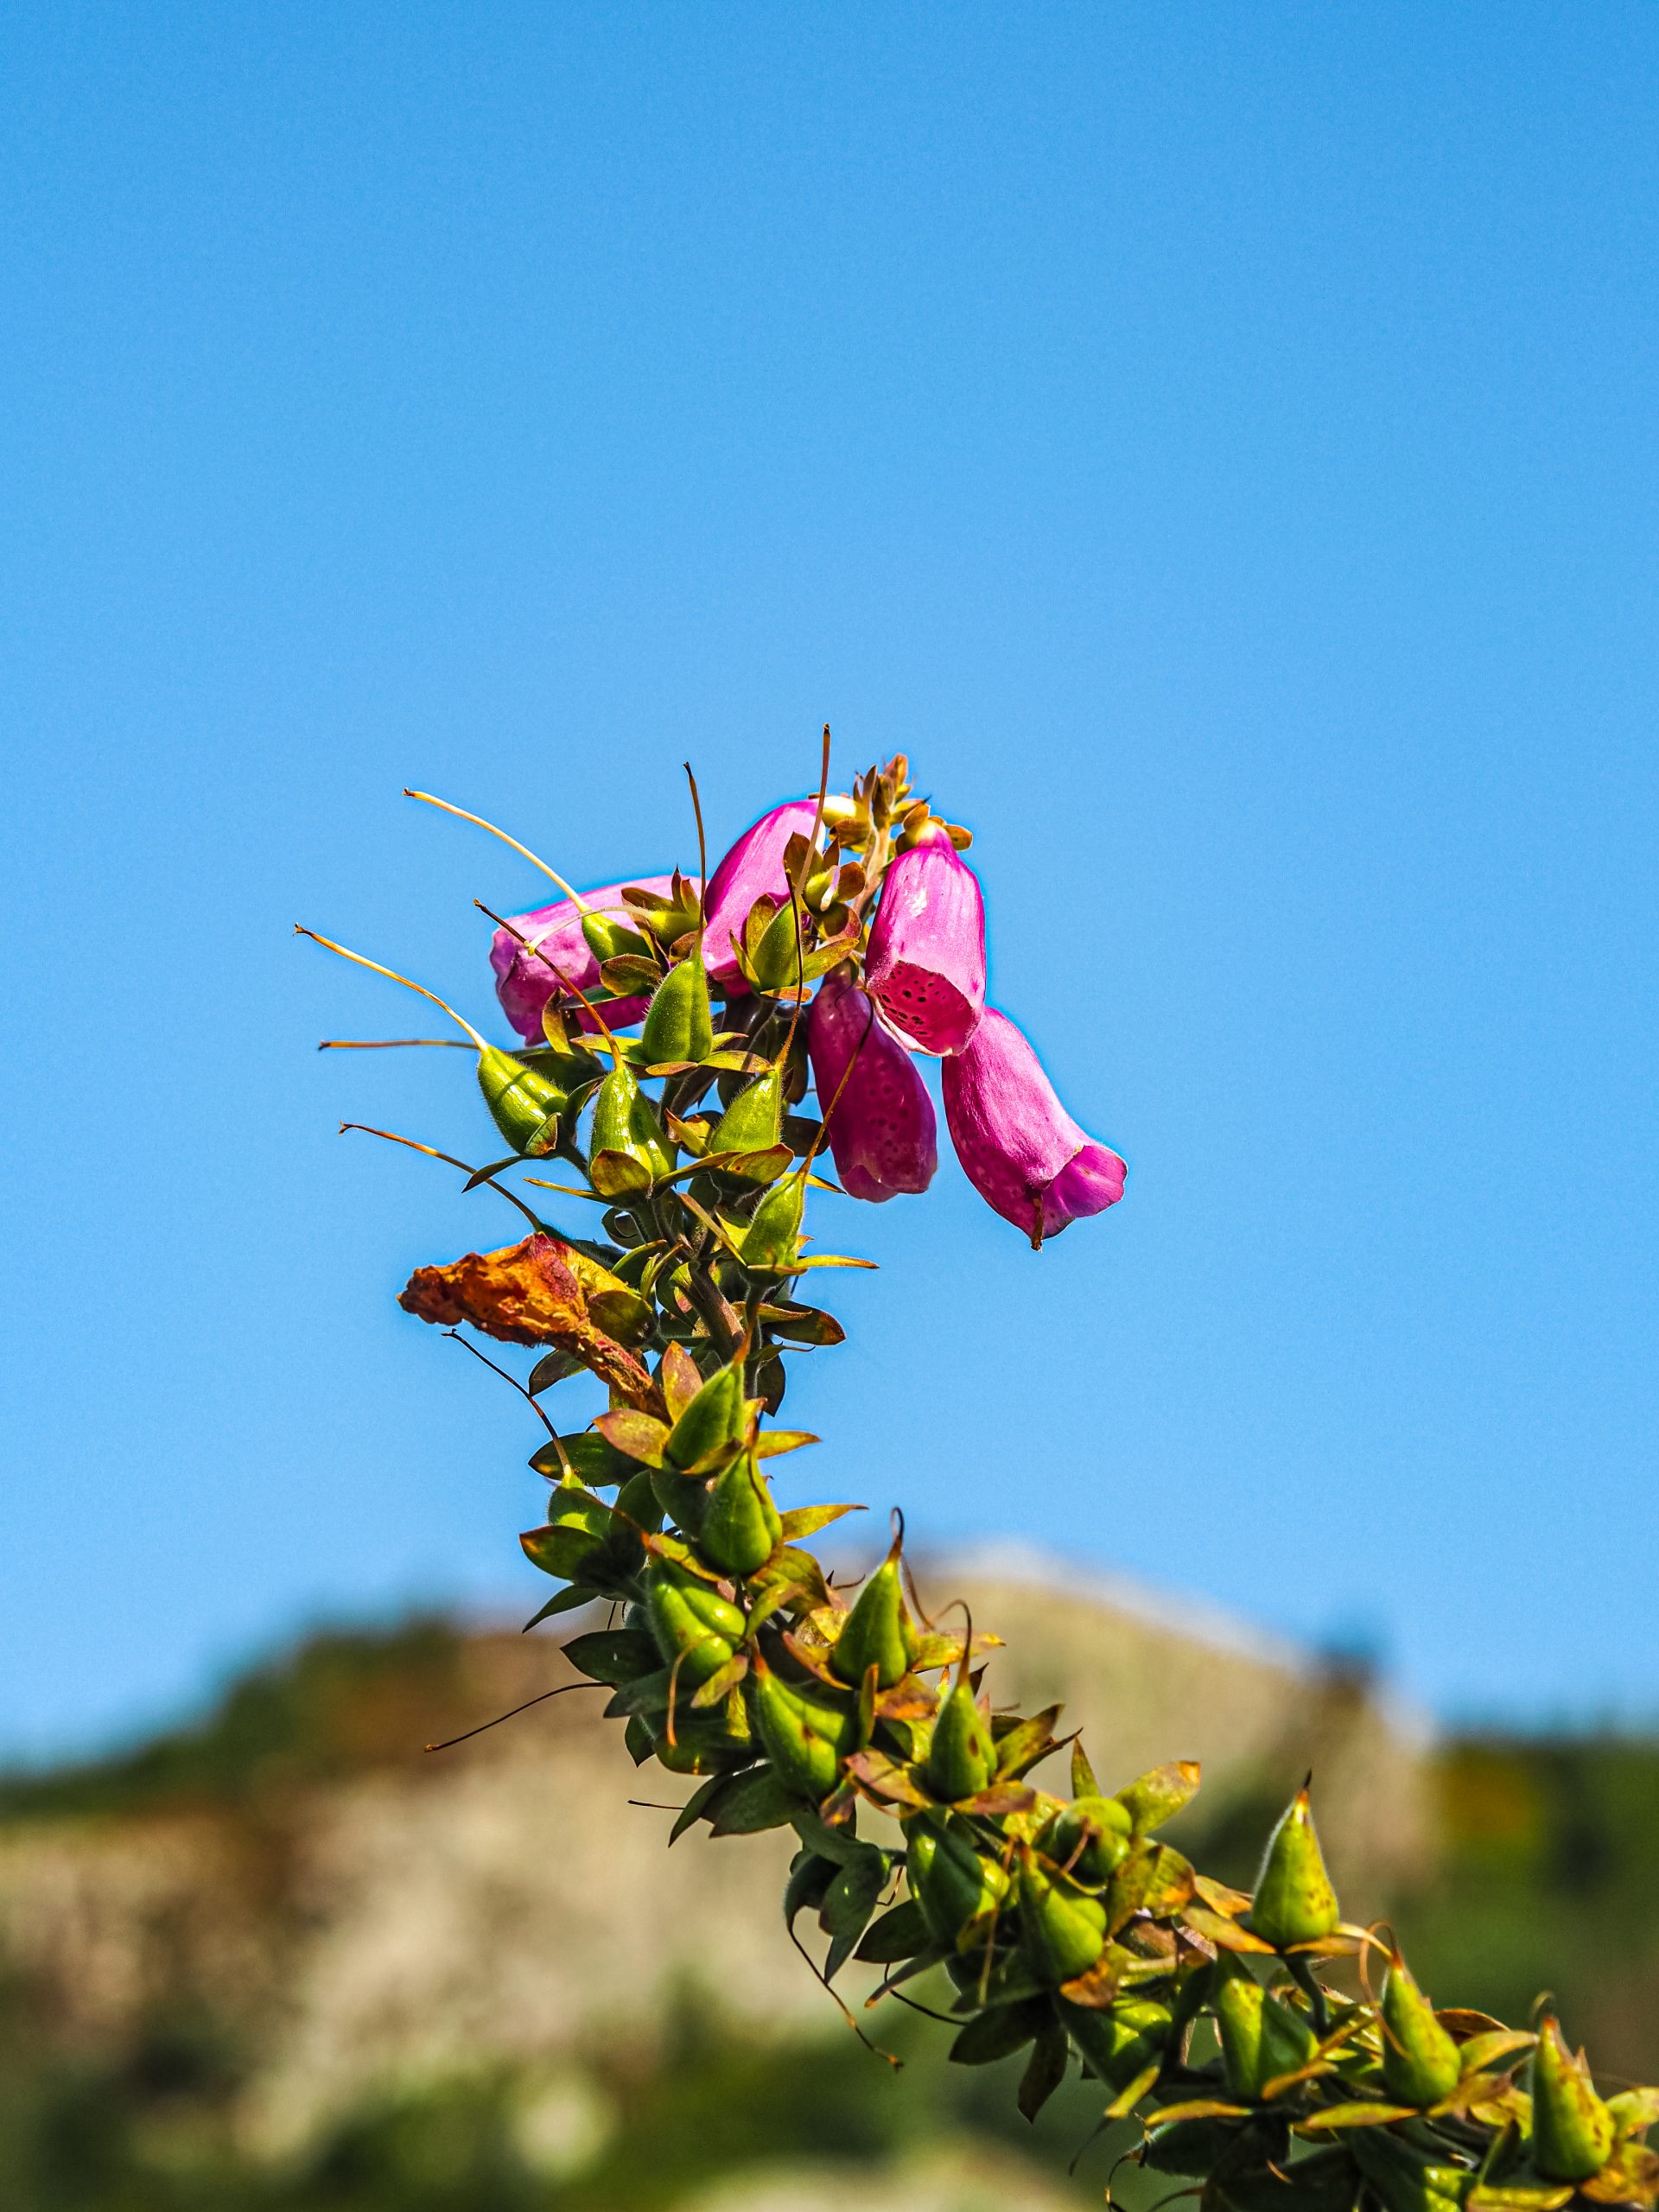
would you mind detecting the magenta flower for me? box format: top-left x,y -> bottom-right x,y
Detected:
807,972 -> 938,1203
941,1007 -> 1126,1245
863,824 -> 986,1054
490,876 -> 673,1042
702,798 -> 822,984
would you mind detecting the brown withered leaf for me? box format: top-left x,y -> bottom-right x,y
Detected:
399,1233 -> 666,1414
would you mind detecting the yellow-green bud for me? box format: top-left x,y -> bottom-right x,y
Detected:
1380,1952 -> 1462,2107
1249,1783 -> 1339,1947
1531,2017 -> 1615,2183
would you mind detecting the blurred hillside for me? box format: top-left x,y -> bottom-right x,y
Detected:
0,1553 -> 1654,2211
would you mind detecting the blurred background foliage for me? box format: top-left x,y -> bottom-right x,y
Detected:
1,1609 -> 1654,2212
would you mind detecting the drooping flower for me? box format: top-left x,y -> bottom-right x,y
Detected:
702,799 -> 822,984
941,1007 -> 1126,1245
807,971 -> 938,1202
490,877 -> 673,1042
863,823 -> 985,1054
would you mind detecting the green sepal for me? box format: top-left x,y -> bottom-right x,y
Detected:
581,912 -> 653,964
1116,1759 -> 1202,1834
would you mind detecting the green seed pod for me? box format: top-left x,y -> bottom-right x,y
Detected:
649,1697 -> 753,1774
1041,1794 -> 1134,1885
642,1557 -> 745,1687
747,1654 -> 856,1802
906,1817 -> 1008,1941
740,1173 -> 806,1272
746,900 -> 806,994
1380,1952 -> 1462,2107
664,1361 -> 747,1471
477,1046 -> 564,1156
1531,2017 -> 1615,2183
1058,1994 -> 1172,2091
709,1065 -> 785,1156
830,1530 -> 918,1689
925,1675 -> 995,1803
1214,1954 -> 1319,2100
640,950 -> 714,1065
591,1056 -> 675,1181
1249,1783 -> 1340,1948
1017,1853 -> 1107,1985
699,1451 -> 782,1577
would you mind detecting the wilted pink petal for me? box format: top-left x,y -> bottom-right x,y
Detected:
864,824 -> 986,1054
702,799 -> 821,984
490,876 -> 674,1042
941,1007 -> 1126,1244
808,972 -> 938,1203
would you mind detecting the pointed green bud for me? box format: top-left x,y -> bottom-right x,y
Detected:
640,949 -> 714,1065
709,1064 -> 785,1156
747,1652 -> 855,1801
1041,1794 -> 1134,1885
741,1172 -> 806,1272
1214,1953 -> 1319,2099
664,1361 -> 747,1471
1017,1853 -> 1107,1984
1380,1952 -> 1462,2107
906,1817 -> 1008,1941
591,1057 -> 675,1181
830,1531 -> 917,1689
580,912 -> 652,963
642,1557 -> 744,1687
925,1675 -> 995,1802
477,1046 -> 563,1156
1249,1783 -> 1340,1947
698,1451 -> 782,1577
1532,2018 -> 1615,2183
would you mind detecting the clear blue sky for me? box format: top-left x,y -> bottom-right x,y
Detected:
3,3 -> 1655,1760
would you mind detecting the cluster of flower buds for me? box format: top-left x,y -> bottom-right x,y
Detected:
308,756 -> 1657,2210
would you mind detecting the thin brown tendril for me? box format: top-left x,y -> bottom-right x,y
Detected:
424,1681 -> 602,1753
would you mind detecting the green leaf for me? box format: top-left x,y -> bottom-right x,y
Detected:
992,1703 -> 1064,1781
758,1302 -> 845,1346
707,1765 -> 798,1836
791,1253 -> 878,1272
820,1847 -> 888,1980
560,1630 -> 659,1686
587,1287 -> 654,1343
529,1432 -> 637,1487
854,1899 -> 932,1964
1018,2024 -> 1071,2121
592,1410 -> 671,1465
522,1585 -> 597,1630
1116,1759 -> 1202,1833
588,1148 -> 653,1198
668,1770 -> 736,1844
949,1999 -> 1052,2069
778,1502 -> 864,1541
519,1524 -> 604,1580
528,1351 -> 581,1394
689,1652 -> 751,1708
1299,2103 -> 1418,2133
753,1429 -> 819,1459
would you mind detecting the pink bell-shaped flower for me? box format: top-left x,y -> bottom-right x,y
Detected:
863,824 -> 986,1054
490,875 -> 673,1042
702,798 -> 823,984
807,972 -> 938,1203
942,1007 -> 1126,1245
